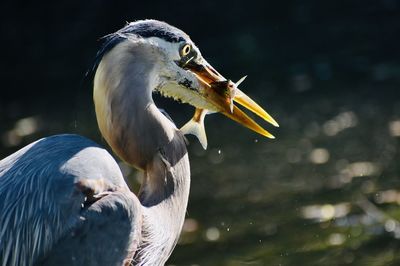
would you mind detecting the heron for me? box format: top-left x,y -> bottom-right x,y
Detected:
0,20 -> 278,266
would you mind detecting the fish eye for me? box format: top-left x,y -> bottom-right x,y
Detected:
181,44 -> 191,56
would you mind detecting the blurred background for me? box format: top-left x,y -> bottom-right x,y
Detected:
1,0 -> 400,265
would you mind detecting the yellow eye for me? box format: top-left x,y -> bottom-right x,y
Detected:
181,44 -> 191,56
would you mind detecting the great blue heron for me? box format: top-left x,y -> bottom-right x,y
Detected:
0,20 -> 277,265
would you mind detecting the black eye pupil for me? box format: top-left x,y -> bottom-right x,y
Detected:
183,45 -> 190,55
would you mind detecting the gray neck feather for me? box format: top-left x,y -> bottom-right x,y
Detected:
93,39 -> 190,265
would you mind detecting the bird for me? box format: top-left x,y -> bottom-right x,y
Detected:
0,20 -> 277,266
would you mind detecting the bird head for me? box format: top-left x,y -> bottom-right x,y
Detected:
94,20 -> 278,140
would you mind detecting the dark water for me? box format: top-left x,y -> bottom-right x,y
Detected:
1,87 -> 400,266
1,1 -> 400,265
169,91 -> 400,266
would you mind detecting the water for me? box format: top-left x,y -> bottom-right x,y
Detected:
167,90 -> 400,266
1,87 -> 399,266
1,1 -> 399,264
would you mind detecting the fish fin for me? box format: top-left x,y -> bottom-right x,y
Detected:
235,75 -> 247,87
180,119 -> 208,150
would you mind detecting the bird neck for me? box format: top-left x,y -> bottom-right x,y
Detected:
135,143 -> 190,265
94,40 -> 178,170
93,40 -> 190,264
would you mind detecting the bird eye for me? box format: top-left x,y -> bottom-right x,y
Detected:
181,44 -> 191,56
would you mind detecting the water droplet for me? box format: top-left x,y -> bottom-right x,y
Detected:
205,227 -> 220,241
15,116 -> 39,137
208,149 -> 224,164
320,204 -> 335,220
309,148 -> 330,164
385,219 -> 397,232
328,233 -> 345,246
389,120 -> 400,137
182,218 -> 199,233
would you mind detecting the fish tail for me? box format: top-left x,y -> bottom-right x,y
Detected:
180,119 -> 208,150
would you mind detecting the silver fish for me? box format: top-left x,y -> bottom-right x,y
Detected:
180,76 -> 248,149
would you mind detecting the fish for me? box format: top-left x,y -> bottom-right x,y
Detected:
180,76 -> 248,150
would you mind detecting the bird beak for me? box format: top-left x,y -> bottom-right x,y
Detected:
185,60 -> 279,139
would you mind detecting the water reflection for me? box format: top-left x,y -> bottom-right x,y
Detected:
301,203 -> 351,221
322,111 -> 358,136
1,76 -> 399,266
309,148 -> 330,164
166,93 -> 400,265
389,120 -> 400,137
2,116 -> 41,147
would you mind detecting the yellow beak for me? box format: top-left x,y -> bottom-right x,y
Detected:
186,61 -> 279,139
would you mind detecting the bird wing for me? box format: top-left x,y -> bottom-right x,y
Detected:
0,134 -> 141,266
37,189 -> 142,266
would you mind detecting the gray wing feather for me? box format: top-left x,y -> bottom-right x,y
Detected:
0,134 -> 141,266
37,190 -> 141,266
